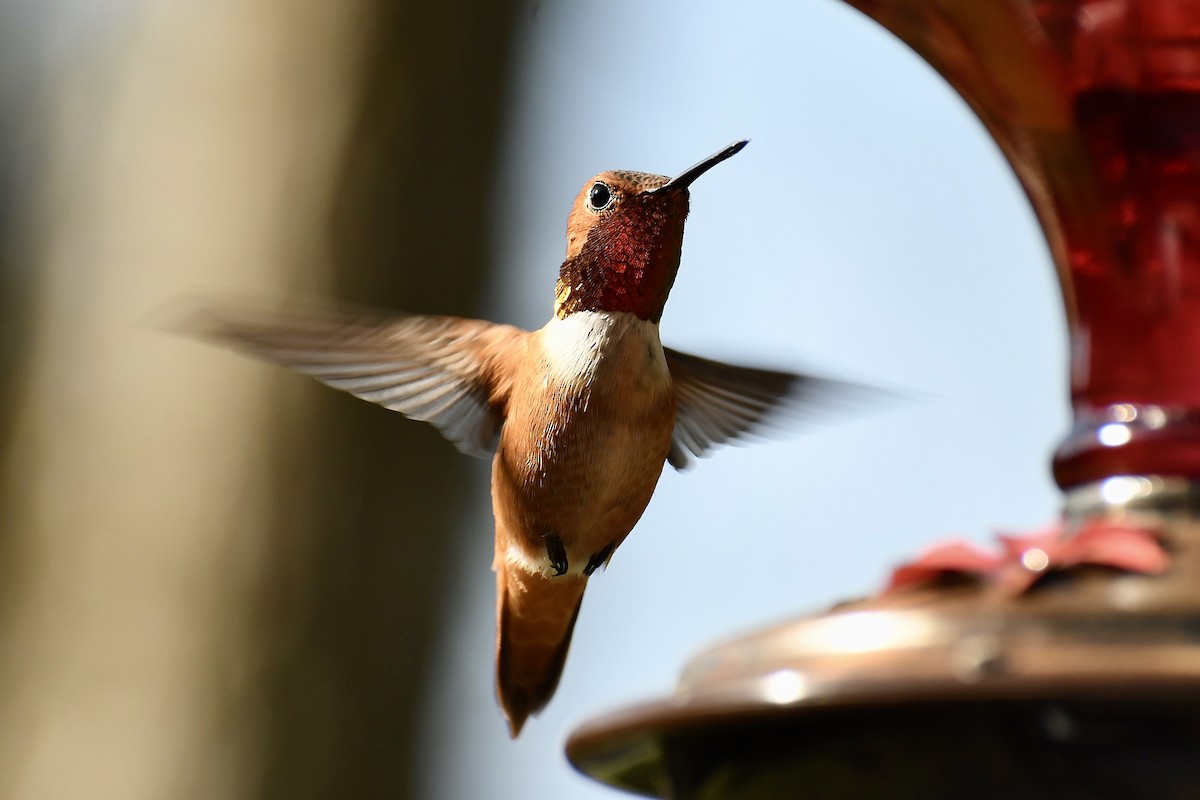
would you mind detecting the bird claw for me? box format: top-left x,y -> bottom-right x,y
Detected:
544,534 -> 568,576
583,543 -> 615,576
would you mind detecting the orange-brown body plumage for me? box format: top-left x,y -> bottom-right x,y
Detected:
490,311 -> 675,733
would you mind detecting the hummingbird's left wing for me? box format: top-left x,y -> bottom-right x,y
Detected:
663,348 -> 841,470
183,303 -> 520,457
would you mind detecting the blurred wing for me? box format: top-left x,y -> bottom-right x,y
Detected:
664,348 -> 842,470
187,304 -> 522,457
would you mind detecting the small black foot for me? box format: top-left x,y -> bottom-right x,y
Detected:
544,534 -> 568,576
583,543 -> 615,576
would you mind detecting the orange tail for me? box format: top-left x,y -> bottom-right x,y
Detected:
495,560 -> 588,737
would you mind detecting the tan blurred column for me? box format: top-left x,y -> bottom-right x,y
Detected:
0,2 -> 518,799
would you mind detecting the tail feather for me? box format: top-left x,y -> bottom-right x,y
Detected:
494,561 -> 587,737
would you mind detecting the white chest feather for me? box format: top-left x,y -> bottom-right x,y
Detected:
538,310 -> 668,389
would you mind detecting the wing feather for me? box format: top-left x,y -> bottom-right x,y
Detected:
186,303 -> 522,457
665,347 -> 849,470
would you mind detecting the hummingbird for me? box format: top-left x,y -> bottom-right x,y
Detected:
190,140 -> 838,736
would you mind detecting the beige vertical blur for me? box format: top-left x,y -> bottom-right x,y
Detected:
0,2 -> 518,799
0,4 -> 367,798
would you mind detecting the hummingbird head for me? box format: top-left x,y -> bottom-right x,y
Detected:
554,140 -> 748,323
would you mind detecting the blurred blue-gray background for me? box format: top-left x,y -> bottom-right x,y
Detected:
0,2 -> 1065,798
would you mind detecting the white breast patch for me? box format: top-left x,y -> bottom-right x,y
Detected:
539,310 -> 666,387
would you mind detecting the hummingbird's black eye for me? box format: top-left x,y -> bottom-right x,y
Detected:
587,182 -> 614,212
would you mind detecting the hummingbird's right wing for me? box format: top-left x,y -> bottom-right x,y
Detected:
664,348 -> 846,470
183,304 -> 520,457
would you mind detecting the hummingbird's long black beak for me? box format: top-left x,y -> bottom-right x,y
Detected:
651,139 -> 749,194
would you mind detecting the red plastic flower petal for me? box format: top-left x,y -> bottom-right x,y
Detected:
885,519 -> 1167,596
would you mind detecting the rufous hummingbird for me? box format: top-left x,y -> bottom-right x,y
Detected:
190,140 -> 837,736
